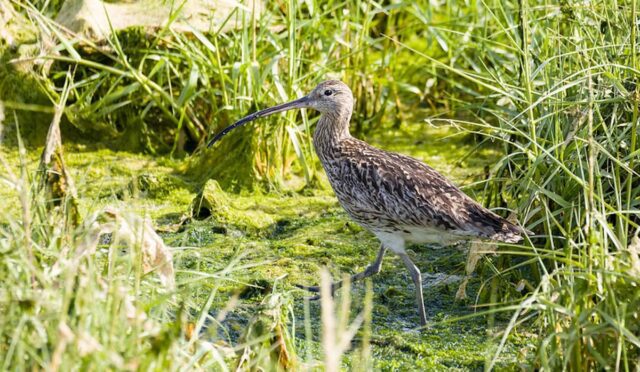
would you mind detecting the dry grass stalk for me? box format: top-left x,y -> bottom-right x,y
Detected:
456,241 -> 497,300
321,269 -> 366,372
38,77 -> 80,226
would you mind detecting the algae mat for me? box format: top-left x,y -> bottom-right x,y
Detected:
0,125 -> 533,369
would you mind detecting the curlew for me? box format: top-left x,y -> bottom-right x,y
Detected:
208,80 -> 529,326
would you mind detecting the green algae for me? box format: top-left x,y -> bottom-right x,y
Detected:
0,123 -> 533,369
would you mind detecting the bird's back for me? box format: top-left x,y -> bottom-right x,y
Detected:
317,137 -> 526,244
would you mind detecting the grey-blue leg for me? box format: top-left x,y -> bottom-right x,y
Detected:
297,244 -> 387,294
398,252 -> 427,326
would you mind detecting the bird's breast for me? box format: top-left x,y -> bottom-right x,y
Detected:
317,157 -> 394,230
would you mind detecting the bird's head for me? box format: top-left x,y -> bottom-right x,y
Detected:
207,80 -> 353,147
305,80 -> 353,115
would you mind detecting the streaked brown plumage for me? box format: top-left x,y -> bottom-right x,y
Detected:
208,80 -> 529,326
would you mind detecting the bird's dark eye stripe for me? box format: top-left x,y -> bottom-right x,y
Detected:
324,90 -> 333,96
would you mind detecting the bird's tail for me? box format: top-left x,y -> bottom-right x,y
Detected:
489,220 -> 533,243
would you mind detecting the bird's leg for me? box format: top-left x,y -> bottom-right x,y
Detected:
398,252 -> 427,326
296,244 -> 387,296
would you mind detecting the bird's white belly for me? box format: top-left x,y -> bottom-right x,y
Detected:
373,226 -> 470,254
400,226 -> 467,246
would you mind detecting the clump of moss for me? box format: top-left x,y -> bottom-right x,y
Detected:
191,179 -> 231,220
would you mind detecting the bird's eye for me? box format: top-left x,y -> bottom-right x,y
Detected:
324,89 -> 333,96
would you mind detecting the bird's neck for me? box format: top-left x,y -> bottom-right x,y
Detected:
313,111 -> 352,159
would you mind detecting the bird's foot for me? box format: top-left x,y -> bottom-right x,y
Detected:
294,282 -> 342,301
294,283 -> 321,293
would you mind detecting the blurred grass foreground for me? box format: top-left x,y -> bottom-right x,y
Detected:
1,0 -> 640,370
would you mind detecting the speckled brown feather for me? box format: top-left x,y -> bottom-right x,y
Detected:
317,135 -> 525,243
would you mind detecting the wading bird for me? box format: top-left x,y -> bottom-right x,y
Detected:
208,80 -> 529,326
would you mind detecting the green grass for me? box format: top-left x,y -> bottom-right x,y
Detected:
1,0 -> 640,370
396,0 -> 640,369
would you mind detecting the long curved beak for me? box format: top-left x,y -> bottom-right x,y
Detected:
207,95 -> 310,147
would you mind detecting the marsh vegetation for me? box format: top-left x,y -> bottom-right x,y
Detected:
1,0 -> 639,370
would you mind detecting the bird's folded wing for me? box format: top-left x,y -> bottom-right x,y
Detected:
337,139 -> 524,242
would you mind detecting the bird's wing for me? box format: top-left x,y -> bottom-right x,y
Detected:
332,138 -> 524,242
